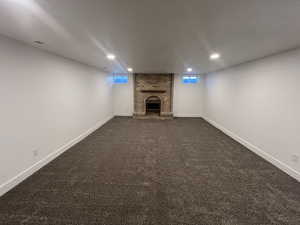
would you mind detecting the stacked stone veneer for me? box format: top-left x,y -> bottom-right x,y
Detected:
133,73 -> 173,117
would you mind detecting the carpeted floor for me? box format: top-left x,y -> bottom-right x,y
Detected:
0,117 -> 299,225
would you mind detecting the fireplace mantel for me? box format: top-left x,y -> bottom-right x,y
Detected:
140,90 -> 166,93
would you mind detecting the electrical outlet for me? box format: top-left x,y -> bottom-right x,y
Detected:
33,149 -> 39,157
291,154 -> 299,164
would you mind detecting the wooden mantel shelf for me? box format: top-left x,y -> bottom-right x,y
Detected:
140,90 -> 166,93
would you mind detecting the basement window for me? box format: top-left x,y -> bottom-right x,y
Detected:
113,75 -> 128,84
182,75 -> 200,84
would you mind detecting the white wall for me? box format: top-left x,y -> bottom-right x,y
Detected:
112,73 -> 205,117
113,73 -> 134,116
173,74 -> 204,117
0,35 -> 114,196
204,49 -> 300,181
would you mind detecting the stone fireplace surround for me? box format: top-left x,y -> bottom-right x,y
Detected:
133,73 -> 173,118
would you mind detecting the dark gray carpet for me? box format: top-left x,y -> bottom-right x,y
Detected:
0,117 -> 299,225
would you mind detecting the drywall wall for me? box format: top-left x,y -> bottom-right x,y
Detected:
173,74 -> 204,117
113,74 -> 205,117
113,73 -> 134,116
0,35 -> 114,196
204,49 -> 300,181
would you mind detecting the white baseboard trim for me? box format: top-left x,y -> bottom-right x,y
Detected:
114,113 -> 132,117
203,116 -> 300,182
174,114 -> 202,118
115,113 -> 202,118
0,115 -> 114,197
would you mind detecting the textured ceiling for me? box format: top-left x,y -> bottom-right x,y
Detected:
0,0 -> 300,74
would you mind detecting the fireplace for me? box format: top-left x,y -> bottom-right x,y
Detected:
146,96 -> 161,115
134,74 -> 173,118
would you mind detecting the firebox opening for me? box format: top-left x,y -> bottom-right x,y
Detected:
146,96 -> 161,115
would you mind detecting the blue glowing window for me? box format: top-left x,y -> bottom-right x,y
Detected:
113,75 -> 128,84
182,76 -> 199,83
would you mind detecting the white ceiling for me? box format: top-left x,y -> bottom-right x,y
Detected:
0,0 -> 300,74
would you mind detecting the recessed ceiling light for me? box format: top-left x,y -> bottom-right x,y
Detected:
127,68 -> 133,72
34,41 -> 44,45
210,53 -> 221,60
187,68 -> 193,72
107,54 -> 116,60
